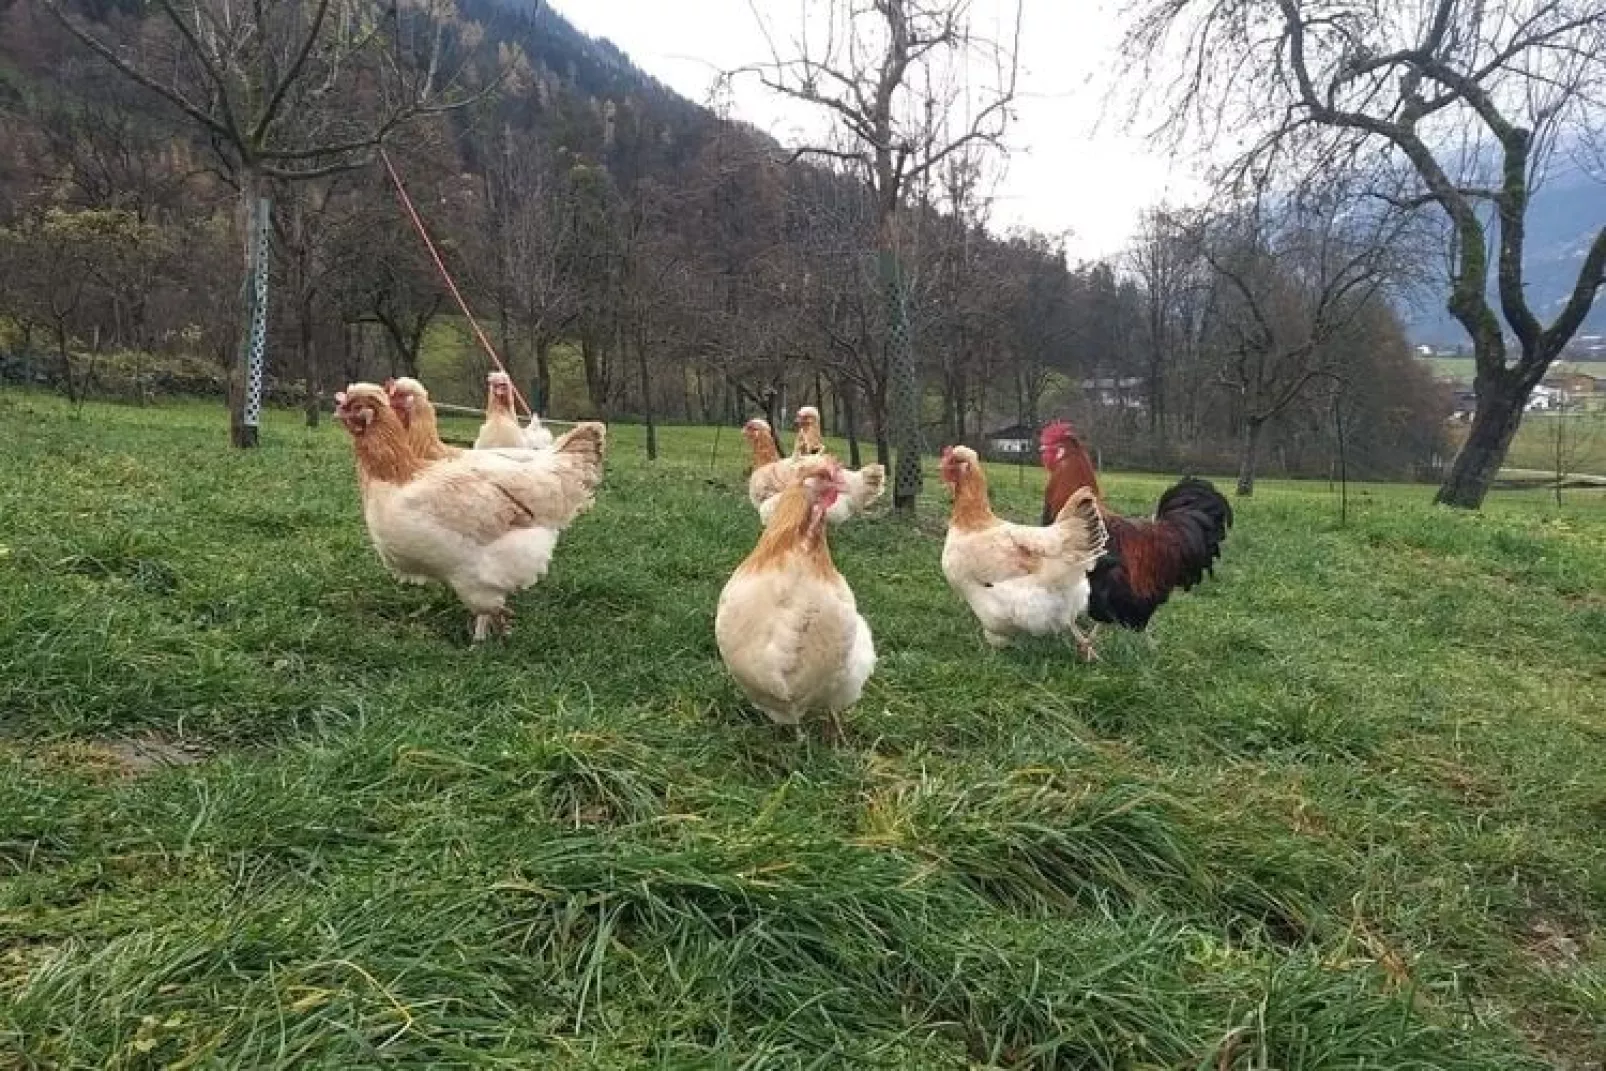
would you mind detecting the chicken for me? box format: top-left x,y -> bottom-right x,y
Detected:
474,371 -> 554,450
715,455 -> 876,735
1038,420 -> 1232,645
939,445 -> 1108,657
792,405 -> 826,456
385,377 -> 460,461
743,417 -> 885,526
743,417 -> 792,508
334,382 -> 606,641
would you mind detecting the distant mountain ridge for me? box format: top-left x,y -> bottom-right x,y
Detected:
1403,171 -> 1606,346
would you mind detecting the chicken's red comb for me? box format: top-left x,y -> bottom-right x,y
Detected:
1039,420 -> 1076,447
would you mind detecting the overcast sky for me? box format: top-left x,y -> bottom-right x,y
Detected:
548,0 -> 1206,261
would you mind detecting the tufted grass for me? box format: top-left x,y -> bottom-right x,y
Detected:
1,391 -> 1603,1068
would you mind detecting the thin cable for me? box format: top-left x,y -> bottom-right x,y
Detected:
379,147 -> 534,420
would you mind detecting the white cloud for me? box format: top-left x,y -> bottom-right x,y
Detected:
550,0 -> 1205,260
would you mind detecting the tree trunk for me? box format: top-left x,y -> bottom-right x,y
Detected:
581,335 -> 608,413
842,381 -> 862,469
1147,349 -> 1166,451
1435,378 -> 1528,508
55,322 -> 77,403
230,171 -> 270,449
403,326 -> 424,380
637,334 -> 656,461
880,244 -> 921,514
529,335 -> 550,414
693,368 -> 710,424
1236,418 -> 1265,497
301,302 -> 319,429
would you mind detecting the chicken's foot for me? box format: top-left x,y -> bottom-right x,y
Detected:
471,607 -> 514,642
1070,623 -> 1100,663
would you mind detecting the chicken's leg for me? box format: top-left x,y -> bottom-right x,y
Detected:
1070,622 -> 1099,663
471,607 -> 513,642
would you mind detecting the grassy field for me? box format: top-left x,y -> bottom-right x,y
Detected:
2,393 -> 1604,1069
1426,357 -> 1606,385
1473,411 -> 1606,477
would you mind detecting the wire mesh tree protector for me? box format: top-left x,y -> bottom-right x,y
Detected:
882,248 -> 922,510
242,196 -> 271,434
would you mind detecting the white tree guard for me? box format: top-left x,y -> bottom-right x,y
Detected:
243,196 -> 272,429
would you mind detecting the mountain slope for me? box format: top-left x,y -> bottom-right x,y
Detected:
1405,171 -> 1606,346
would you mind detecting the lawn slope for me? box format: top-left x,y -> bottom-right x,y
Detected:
1,394 -> 1603,1068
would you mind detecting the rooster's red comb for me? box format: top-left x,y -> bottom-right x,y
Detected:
1039,420 -> 1076,448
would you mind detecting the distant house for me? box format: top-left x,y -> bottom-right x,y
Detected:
1450,390 -> 1479,422
1079,376 -> 1146,410
1547,372 -> 1598,396
1526,383 -> 1567,411
982,424 -> 1039,459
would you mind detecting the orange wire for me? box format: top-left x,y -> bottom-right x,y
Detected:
379,147 -> 534,420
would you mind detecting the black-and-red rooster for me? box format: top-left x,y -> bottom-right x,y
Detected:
1038,421 -> 1232,651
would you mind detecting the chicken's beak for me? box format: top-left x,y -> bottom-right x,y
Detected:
333,392 -> 360,434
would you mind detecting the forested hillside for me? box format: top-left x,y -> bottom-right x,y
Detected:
0,0 -> 1451,483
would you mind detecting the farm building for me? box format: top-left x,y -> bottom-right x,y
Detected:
981,424 -> 1038,458
1546,371 -> 1599,396
1079,376 -> 1146,410
1526,384 -> 1566,411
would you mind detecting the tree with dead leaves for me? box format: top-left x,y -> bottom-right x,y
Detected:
41,0 -> 495,446
1124,0 -> 1606,507
735,0 -> 1020,515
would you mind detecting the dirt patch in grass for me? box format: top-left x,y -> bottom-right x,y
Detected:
12,733 -> 211,780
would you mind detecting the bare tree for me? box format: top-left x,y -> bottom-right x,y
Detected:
1190,180 -> 1418,494
1126,209 -> 1208,450
1125,0 -> 1606,507
273,178 -> 347,426
41,0 -> 492,446
737,0 -> 1021,514
479,131 -> 580,414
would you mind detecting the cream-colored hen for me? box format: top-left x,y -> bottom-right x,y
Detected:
939,445 -> 1108,658
716,457 -> 876,734
743,417 -> 884,526
475,371 -> 554,450
336,383 -> 605,641
386,377 -> 460,461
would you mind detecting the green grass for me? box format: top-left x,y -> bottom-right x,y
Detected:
1463,411 -> 1606,477
2,391 -> 1604,1069
1426,357 -> 1606,384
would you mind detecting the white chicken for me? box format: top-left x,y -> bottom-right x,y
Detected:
474,371 -> 554,450
335,382 -> 605,641
938,445 -> 1108,658
743,417 -> 885,526
716,456 -> 876,735
791,405 -> 826,456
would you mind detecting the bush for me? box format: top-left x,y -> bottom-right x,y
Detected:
0,348 -> 303,405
